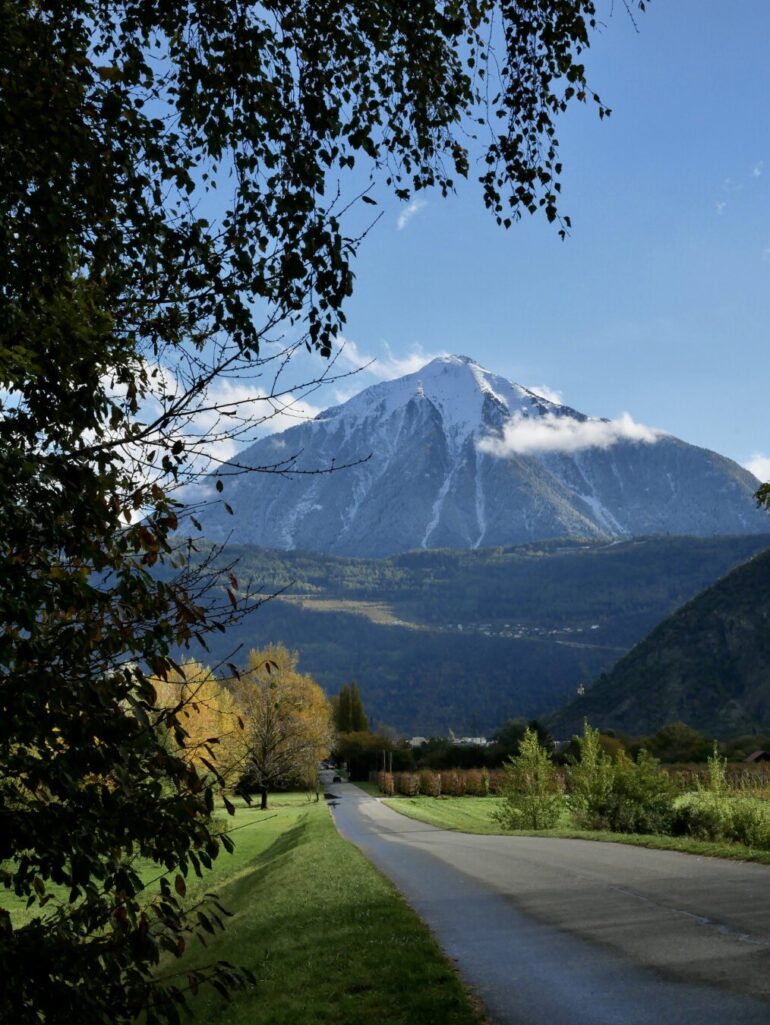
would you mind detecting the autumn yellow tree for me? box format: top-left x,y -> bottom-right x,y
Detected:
152,661 -> 248,788
233,645 -> 333,809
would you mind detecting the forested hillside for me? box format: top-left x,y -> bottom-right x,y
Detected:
549,548 -> 770,739
188,534 -> 770,734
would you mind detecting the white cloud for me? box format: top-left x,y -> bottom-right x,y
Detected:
525,384 -> 563,405
744,453 -> 770,481
199,379 -> 323,437
753,161 -> 764,177
397,198 -> 426,231
478,411 -> 661,458
337,336 -> 447,381
715,200 -> 727,215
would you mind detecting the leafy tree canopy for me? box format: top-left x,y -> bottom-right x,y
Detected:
0,1 -> 645,1022
234,645 -> 333,807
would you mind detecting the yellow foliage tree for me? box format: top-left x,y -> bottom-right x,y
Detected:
152,660 -> 248,787
233,645 -> 333,808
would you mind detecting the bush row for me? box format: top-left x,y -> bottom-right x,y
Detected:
373,768 -> 508,797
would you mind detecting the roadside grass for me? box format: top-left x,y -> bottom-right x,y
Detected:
173,796 -> 483,1025
381,796 -> 510,834
351,780 -> 381,797
4,794 -> 484,1024
382,796 -> 770,866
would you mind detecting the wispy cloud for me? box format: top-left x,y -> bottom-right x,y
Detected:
397,198 -> 426,231
745,453 -> 770,481
715,200 -> 727,216
525,384 -> 563,405
202,379 -> 323,436
753,161 -> 764,178
478,411 -> 661,458
337,336 -> 447,381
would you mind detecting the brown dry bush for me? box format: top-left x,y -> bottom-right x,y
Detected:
420,770 -> 442,797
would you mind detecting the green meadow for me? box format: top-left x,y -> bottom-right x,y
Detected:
3,795 -> 483,1025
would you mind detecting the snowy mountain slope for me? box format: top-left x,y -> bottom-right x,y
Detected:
199,355 -> 767,555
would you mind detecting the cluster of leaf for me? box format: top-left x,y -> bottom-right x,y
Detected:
494,727 -> 564,829
154,648 -> 335,808
1,1 -> 644,1021
566,722 -> 677,834
232,645 -> 334,807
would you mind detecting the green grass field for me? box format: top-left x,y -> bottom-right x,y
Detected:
3,794 -> 483,1025
1,796 -> 310,930
175,795 -> 483,1025
381,795 -> 770,865
380,796 -> 511,834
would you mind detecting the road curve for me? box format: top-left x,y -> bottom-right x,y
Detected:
326,779 -> 770,1025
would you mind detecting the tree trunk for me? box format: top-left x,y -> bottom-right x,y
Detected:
260,785 -> 268,810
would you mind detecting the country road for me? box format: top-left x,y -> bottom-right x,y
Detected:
325,777 -> 770,1025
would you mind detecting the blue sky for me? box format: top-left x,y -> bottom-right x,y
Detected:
316,1 -> 770,478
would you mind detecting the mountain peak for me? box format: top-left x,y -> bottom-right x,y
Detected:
328,352 -> 556,451
428,353 -> 485,369
201,354 -> 767,556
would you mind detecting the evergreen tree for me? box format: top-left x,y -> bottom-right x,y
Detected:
349,681 -> 369,733
336,684 -> 352,733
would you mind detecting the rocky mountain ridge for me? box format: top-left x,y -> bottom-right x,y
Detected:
200,355 -> 766,556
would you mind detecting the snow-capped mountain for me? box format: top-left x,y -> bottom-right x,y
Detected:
199,355 -> 767,555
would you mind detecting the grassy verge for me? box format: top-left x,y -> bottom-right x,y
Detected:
1,794 -> 316,928
171,796 -> 483,1025
351,780 -> 381,797
382,796 -> 770,866
3,795 -> 485,1024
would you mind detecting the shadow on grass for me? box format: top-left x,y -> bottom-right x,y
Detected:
177,804 -> 482,1025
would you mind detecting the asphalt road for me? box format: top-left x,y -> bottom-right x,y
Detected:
325,777 -> 770,1025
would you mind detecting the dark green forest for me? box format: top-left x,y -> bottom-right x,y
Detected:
190,534 -> 770,734
550,547 -> 770,739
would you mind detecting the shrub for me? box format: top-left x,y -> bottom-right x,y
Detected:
441,770 -> 467,797
673,746 -> 770,849
396,772 -> 420,796
673,792 -> 733,841
465,769 -> 488,796
494,728 -> 564,830
566,721 -> 615,829
603,750 -> 677,834
673,743 -> 733,841
377,771 -> 395,796
419,769 -> 441,797
730,799 -> 770,849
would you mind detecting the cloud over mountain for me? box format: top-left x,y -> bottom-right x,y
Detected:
478,411 -> 661,458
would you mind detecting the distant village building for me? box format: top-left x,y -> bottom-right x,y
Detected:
744,750 -> 770,763
457,737 -> 489,746
409,736 -> 428,748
